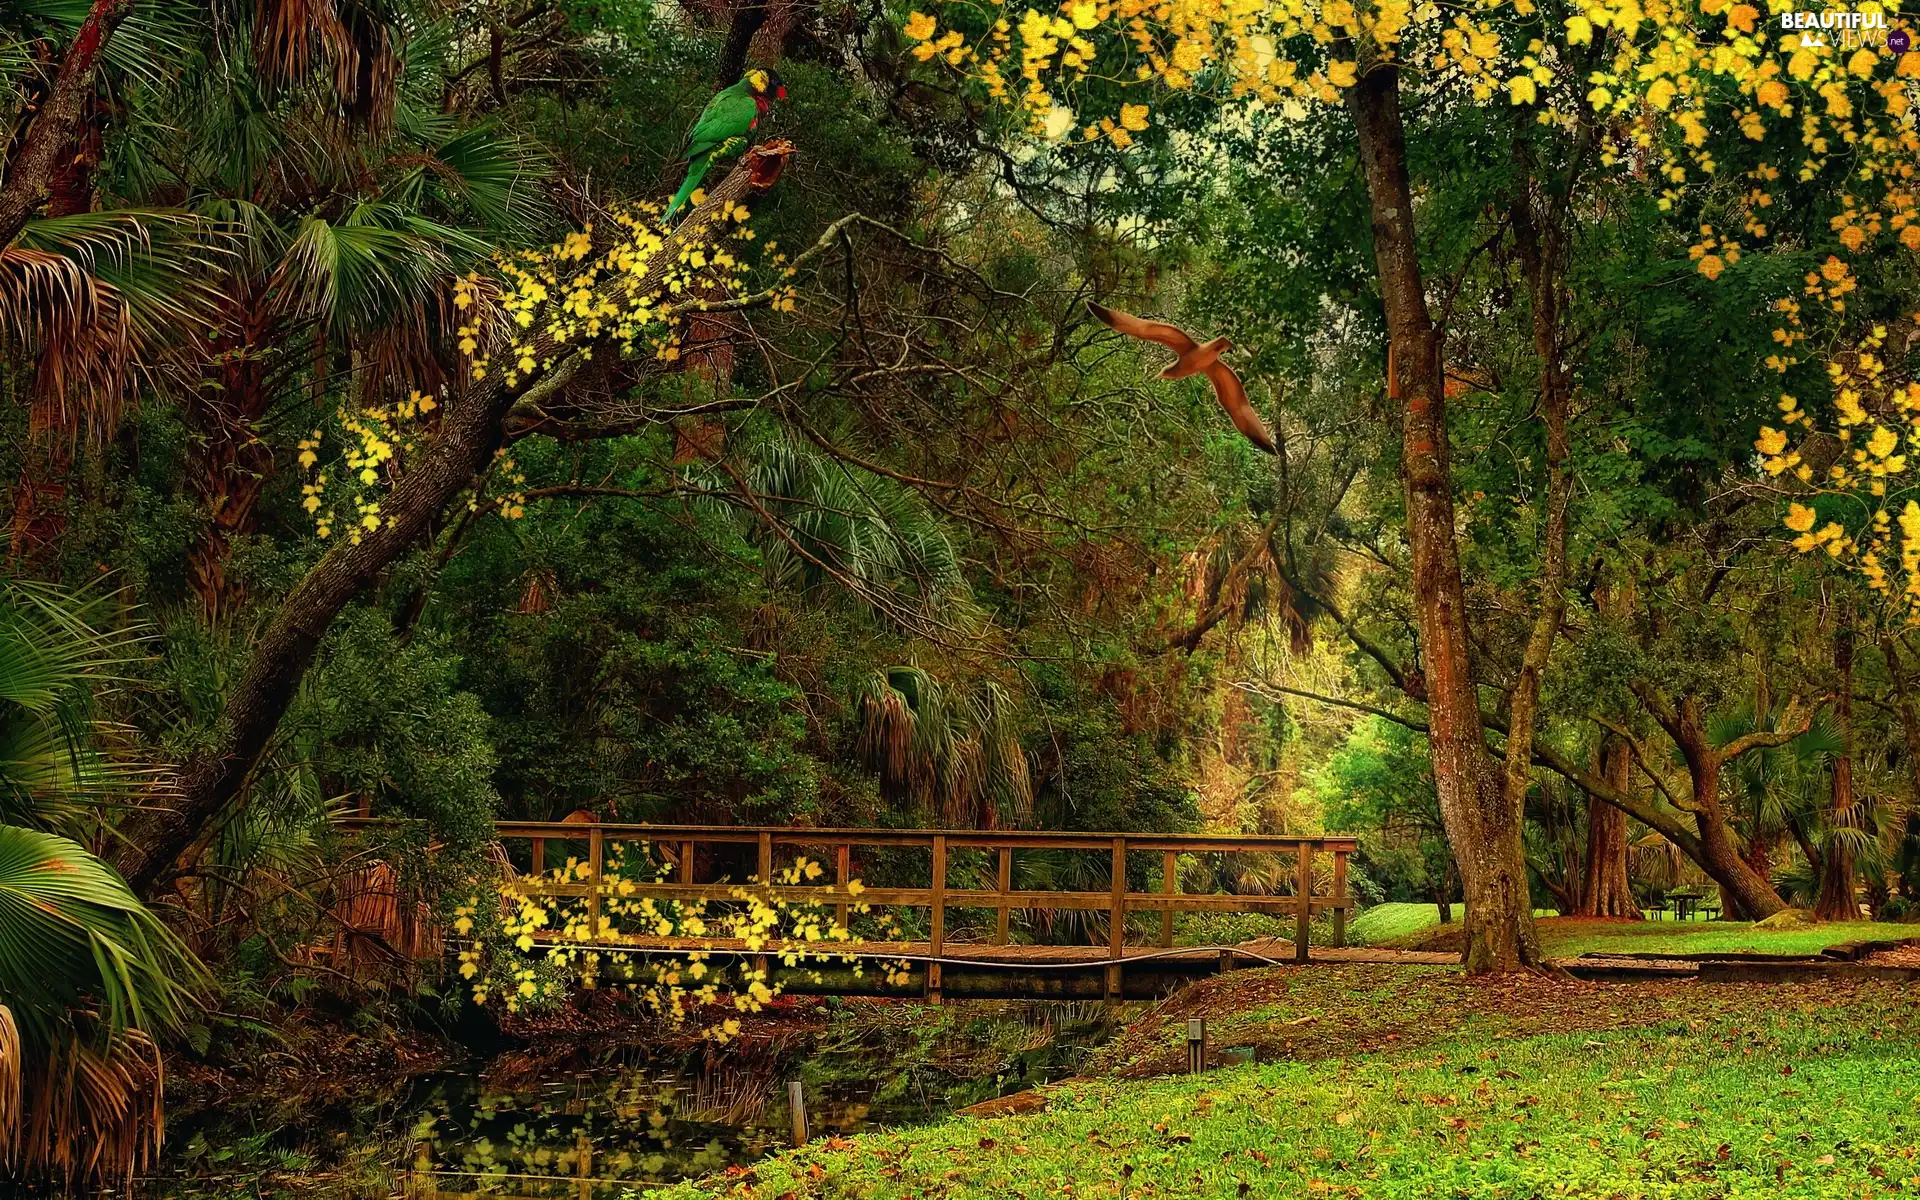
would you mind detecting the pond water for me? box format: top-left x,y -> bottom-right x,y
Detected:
398,1000 -> 1119,1198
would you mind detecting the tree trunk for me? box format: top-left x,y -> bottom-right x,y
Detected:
715,0 -> 772,86
0,0 -> 132,250
1577,735 -> 1641,917
185,291 -> 281,623
112,147 -> 795,895
1348,63 -> 1538,973
1688,754 -> 1783,919
1816,615 -> 1858,919
1535,696 -> 1787,919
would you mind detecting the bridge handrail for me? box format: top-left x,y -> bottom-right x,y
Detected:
336,819 -> 1355,996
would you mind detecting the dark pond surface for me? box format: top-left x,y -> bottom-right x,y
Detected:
401,1000 -> 1119,1197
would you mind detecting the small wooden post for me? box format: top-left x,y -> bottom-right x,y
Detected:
531,837 -> 546,879
834,842 -> 852,932
1294,841 -> 1312,964
756,831 -> 774,981
1186,1018 -> 1207,1074
678,840 -> 694,884
1107,837 -> 1126,1001
1160,850 -> 1177,947
1331,849 -> 1349,949
995,846 -> 1013,944
1219,946 -> 1236,974
587,823 -> 604,940
788,1080 -> 809,1147
928,835 -> 947,1003
575,1130 -> 593,1200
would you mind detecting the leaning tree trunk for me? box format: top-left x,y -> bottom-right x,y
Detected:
1688,758 -> 1785,919
1348,63 -> 1538,973
1816,615 -> 1858,919
1578,735 -> 1641,917
113,145 -> 797,895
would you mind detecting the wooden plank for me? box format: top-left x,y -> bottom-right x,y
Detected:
1294,841 -> 1312,964
678,840 -> 694,884
530,837 -> 545,879
1160,850 -> 1177,947
1107,837 -> 1126,1001
587,824 -> 604,939
929,835 -> 946,1003
995,847 -> 1012,944
1331,850 -> 1349,949
834,842 -> 851,931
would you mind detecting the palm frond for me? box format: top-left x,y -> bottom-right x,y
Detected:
1,210 -> 220,436
857,667 -> 1032,826
8,0 -> 200,88
0,826 -> 197,1047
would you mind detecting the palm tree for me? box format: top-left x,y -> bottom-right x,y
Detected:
856,665 -> 1031,827
110,5 -> 550,620
0,582 -> 200,1189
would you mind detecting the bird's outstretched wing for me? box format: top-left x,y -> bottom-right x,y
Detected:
1086,300 -> 1199,354
1203,360 -> 1278,455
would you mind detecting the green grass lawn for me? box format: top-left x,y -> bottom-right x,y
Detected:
645,969 -> 1920,1199
1346,901 -> 1444,945
1350,902 -> 1910,959
1540,918 -> 1897,958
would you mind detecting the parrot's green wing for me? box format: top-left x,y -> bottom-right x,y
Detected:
684,88 -> 762,161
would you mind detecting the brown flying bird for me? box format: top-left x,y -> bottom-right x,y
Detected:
1087,300 -> 1277,455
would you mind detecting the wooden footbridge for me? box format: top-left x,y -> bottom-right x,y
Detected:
437,822 -> 1365,1001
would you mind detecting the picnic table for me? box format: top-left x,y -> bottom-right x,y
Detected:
1668,888 -> 1705,921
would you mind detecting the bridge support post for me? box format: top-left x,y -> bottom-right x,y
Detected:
1331,850 -> 1348,948
1106,837 -> 1126,1003
995,847 -> 1012,944
756,832 -> 773,982
834,842 -> 851,932
1160,850 -> 1177,947
588,823 -> 604,939
1294,841 -> 1311,964
928,835 -> 946,1004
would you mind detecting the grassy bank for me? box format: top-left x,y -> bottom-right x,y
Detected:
645,967 -> 1920,1199
1351,902 -> 1903,958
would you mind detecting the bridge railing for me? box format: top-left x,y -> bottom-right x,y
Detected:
395,822 -> 1355,977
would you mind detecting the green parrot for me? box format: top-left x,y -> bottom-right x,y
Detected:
663,68 -> 786,223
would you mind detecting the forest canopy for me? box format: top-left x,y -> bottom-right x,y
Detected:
0,0 -> 1918,1188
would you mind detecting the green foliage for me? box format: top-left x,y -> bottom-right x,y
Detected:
1314,719 -> 1449,906
301,610 -> 500,848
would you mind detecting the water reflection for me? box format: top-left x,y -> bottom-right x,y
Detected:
404,1001 -> 1116,1197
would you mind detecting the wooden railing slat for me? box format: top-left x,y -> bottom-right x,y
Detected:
1294,841 -> 1312,964
995,847 -> 1012,945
